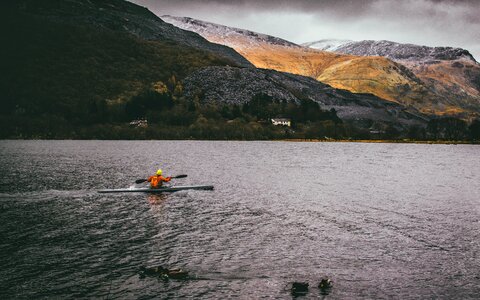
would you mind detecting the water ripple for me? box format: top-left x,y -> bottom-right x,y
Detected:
0,141 -> 479,299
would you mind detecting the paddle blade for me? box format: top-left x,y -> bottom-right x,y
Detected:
173,174 -> 187,179
135,179 -> 147,184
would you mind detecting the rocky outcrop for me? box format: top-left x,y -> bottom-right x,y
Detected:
183,66 -> 427,127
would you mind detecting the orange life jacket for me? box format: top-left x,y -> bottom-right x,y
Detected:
147,175 -> 171,188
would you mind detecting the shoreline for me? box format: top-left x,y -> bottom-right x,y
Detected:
1,138 -> 479,144
280,139 -> 479,144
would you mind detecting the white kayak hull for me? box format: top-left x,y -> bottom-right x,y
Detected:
98,185 -> 214,194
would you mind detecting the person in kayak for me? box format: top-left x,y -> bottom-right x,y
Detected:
148,169 -> 171,189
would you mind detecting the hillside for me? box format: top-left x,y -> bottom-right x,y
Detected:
0,0 -> 249,124
12,0 -> 252,67
304,39 -> 480,116
162,16 -> 446,114
182,66 -> 426,127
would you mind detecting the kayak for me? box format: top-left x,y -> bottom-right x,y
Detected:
98,185 -> 214,194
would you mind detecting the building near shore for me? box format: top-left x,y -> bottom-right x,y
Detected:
271,118 -> 291,127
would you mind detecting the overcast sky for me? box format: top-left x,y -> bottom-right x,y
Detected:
131,0 -> 480,60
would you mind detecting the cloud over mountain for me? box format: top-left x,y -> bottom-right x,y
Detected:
132,0 -> 480,60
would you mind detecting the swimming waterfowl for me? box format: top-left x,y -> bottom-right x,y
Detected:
291,282 -> 309,296
139,265 -> 189,280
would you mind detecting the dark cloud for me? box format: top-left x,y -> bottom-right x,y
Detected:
131,0 -> 480,59
134,0 -> 374,17
133,0 -> 479,13
133,0 -> 480,26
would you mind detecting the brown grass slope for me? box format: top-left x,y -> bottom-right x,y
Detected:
403,60 -> 480,115
316,40 -> 480,117
241,45 -> 432,108
163,16 -> 476,116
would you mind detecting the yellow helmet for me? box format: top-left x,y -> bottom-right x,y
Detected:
156,169 -> 162,176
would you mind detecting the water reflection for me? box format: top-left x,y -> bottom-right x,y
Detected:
148,194 -> 168,205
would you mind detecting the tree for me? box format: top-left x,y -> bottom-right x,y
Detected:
385,125 -> 400,139
469,119 -> 480,141
125,88 -> 173,120
407,125 -> 426,140
167,75 -> 177,92
427,117 -> 468,140
173,82 -> 183,97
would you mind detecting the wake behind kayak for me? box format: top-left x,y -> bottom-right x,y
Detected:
98,185 -> 214,194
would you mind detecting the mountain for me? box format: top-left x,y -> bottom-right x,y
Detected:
8,0 -> 252,68
1,0 -> 431,139
1,0 -> 252,121
304,39 -> 480,117
162,16 -> 464,116
182,66 -> 426,128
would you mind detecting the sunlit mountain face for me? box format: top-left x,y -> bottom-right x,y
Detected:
304,39 -> 480,117
163,16 -> 480,117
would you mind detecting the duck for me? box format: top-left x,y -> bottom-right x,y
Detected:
291,282 -> 309,296
139,265 -> 189,280
318,277 -> 333,292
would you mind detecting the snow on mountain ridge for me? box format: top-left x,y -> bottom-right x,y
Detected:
161,15 -> 302,51
301,39 -> 353,51
305,39 -> 477,63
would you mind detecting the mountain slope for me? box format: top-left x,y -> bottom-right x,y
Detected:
162,16 -> 456,115
183,66 -> 426,128
0,0 -> 247,120
11,0 -> 252,68
305,39 -> 480,116
1,0 -> 429,138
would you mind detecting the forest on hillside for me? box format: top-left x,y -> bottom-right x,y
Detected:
2,76 -> 480,141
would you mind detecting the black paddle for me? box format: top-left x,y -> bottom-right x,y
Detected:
135,174 -> 187,184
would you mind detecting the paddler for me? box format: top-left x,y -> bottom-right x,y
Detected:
147,169 -> 171,189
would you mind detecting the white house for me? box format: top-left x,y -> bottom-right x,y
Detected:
271,118 -> 291,127
129,119 -> 148,128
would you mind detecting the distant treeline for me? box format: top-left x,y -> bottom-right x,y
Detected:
0,78 -> 342,140
2,77 -> 480,141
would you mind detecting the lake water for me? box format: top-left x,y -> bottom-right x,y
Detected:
0,140 -> 479,299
